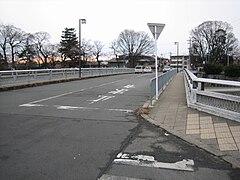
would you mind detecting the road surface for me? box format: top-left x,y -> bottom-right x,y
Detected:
0,73 -> 238,180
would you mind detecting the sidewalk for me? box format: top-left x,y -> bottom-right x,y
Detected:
142,72 -> 240,168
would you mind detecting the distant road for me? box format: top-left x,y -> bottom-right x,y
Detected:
0,73 -> 154,180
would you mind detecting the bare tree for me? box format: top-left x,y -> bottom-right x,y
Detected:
190,21 -> 239,65
18,33 -> 36,69
7,25 -> 24,68
116,29 -> 154,67
0,24 -> 9,68
48,44 -> 60,68
34,31 -> 51,68
0,24 -> 25,69
110,40 -> 120,67
93,40 -> 104,67
81,39 -> 94,63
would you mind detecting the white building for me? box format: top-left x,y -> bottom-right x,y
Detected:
170,55 -> 189,70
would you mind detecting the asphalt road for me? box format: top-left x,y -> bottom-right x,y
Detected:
0,73 -> 154,180
0,73 -> 239,180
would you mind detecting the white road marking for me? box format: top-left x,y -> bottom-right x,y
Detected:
106,108 -> 134,113
56,105 -> 133,113
19,104 -> 133,113
98,174 -> 147,180
124,84 -> 135,89
88,95 -> 115,104
55,105 -> 99,110
19,81 -> 137,113
24,90 -> 85,104
114,153 -> 194,172
19,103 -> 46,107
19,79 -> 124,106
108,88 -> 128,94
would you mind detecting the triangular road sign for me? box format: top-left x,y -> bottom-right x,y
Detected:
147,23 -> 165,40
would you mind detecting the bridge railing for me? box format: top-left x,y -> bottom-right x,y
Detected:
0,68 -> 134,87
184,69 -> 240,122
150,69 -> 177,105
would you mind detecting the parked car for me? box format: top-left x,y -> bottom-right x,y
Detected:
143,66 -> 152,73
135,66 -> 144,73
163,66 -> 171,73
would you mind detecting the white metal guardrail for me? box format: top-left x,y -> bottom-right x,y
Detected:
150,69 -> 177,105
0,68 -> 134,87
184,69 -> 240,122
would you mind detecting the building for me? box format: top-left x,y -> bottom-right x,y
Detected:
108,55 -> 167,69
170,55 -> 189,71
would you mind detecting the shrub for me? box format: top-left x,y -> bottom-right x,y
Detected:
204,63 -> 223,75
224,65 -> 240,77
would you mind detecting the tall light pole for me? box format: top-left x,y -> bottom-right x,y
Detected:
174,42 -> 179,73
79,19 -> 86,78
147,23 -> 165,100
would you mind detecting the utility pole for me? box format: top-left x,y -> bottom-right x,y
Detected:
174,42 -> 179,73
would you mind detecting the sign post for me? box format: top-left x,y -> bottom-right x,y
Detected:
147,23 -> 165,100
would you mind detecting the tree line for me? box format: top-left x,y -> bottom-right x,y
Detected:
0,24 -> 60,69
0,24 -> 155,70
1,20 -> 239,71
59,28 -> 154,68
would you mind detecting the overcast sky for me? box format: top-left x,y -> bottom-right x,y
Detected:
1,0 -> 240,58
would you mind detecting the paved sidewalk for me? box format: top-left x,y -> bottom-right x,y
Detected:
142,72 -> 240,168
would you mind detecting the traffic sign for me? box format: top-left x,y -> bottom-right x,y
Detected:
147,23 -> 165,40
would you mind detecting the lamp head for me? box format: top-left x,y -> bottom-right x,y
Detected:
80,19 -> 86,24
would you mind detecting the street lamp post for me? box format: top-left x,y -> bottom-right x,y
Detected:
147,23 -> 165,100
174,42 -> 179,73
227,47 -> 233,66
79,19 -> 86,78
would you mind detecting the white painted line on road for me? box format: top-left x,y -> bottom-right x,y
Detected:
55,105 -> 99,110
106,108 -> 134,113
19,103 -> 133,113
19,79 -> 124,106
98,174 -> 147,180
56,105 -> 133,113
25,90 -> 85,104
124,84 -> 135,89
108,88 -> 128,94
88,95 -> 115,104
19,103 -> 47,107
114,153 -> 194,172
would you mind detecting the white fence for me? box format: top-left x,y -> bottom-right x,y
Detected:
184,69 -> 240,122
0,68 -> 134,87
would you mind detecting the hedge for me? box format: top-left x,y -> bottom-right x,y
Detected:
224,65 -> 240,77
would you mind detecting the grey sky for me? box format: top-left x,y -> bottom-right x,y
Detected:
1,0 -> 240,58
